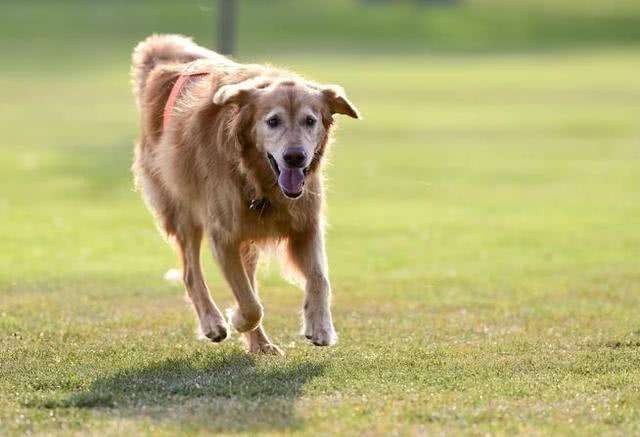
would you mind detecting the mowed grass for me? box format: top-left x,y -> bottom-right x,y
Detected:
2,1 -> 640,432
2,48 -> 639,435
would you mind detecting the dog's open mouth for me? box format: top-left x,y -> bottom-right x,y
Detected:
267,153 -> 305,199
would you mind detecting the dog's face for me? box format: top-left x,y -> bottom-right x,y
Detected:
214,78 -> 359,199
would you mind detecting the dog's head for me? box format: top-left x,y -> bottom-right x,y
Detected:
213,77 -> 359,199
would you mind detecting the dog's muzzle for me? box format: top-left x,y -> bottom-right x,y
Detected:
267,152 -> 308,199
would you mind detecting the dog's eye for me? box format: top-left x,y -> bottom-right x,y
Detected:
266,115 -> 281,128
304,115 -> 316,128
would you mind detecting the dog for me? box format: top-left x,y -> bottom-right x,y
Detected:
130,35 -> 359,354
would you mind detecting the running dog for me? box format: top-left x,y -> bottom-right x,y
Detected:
131,34 -> 359,354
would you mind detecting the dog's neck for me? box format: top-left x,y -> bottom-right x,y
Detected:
240,167 -> 274,217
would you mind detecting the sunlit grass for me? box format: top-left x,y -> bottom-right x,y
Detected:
2,0 -> 640,432
2,48 -> 639,434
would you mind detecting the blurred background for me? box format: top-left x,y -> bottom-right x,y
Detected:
2,0 -> 638,284
2,1 -> 640,433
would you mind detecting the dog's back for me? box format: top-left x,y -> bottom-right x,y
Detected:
131,34 -> 226,107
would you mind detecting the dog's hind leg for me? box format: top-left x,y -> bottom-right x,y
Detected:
287,228 -> 337,346
240,243 -> 283,355
176,219 -> 228,342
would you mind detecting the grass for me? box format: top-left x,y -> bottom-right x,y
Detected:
2,1 -> 640,435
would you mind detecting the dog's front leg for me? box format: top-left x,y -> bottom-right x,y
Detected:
288,228 -> 337,346
210,237 -> 263,333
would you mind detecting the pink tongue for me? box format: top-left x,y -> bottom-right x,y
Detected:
278,167 -> 305,194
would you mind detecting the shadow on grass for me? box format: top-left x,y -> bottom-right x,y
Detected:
38,350 -> 326,432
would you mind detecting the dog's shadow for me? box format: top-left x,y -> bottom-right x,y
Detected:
57,350 -> 326,432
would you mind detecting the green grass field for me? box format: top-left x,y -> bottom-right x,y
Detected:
2,1 -> 640,435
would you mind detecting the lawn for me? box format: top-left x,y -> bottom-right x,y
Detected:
2,1 -> 640,435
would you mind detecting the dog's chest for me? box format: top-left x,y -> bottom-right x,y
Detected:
241,199 -> 315,239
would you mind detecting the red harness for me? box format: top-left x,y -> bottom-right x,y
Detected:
162,69 -> 209,131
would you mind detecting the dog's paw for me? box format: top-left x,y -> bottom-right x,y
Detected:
248,342 -> 284,356
226,306 -> 262,333
304,317 -> 337,346
199,313 -> 229,343
305,328 -> 337,346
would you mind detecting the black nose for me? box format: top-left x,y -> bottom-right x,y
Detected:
282,147 -> 307,168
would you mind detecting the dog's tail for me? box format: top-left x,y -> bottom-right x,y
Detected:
131,34 -> 214,106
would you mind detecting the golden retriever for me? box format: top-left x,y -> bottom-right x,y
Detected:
131,35 -> 359,354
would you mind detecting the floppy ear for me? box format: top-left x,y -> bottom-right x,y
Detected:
322,84 -> 360,119
213,78 -> 267,106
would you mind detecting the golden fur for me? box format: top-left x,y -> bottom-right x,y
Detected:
131,34 -> 358,354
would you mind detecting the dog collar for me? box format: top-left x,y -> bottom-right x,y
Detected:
249,197 -> 271,215
162,68 -> 210,131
